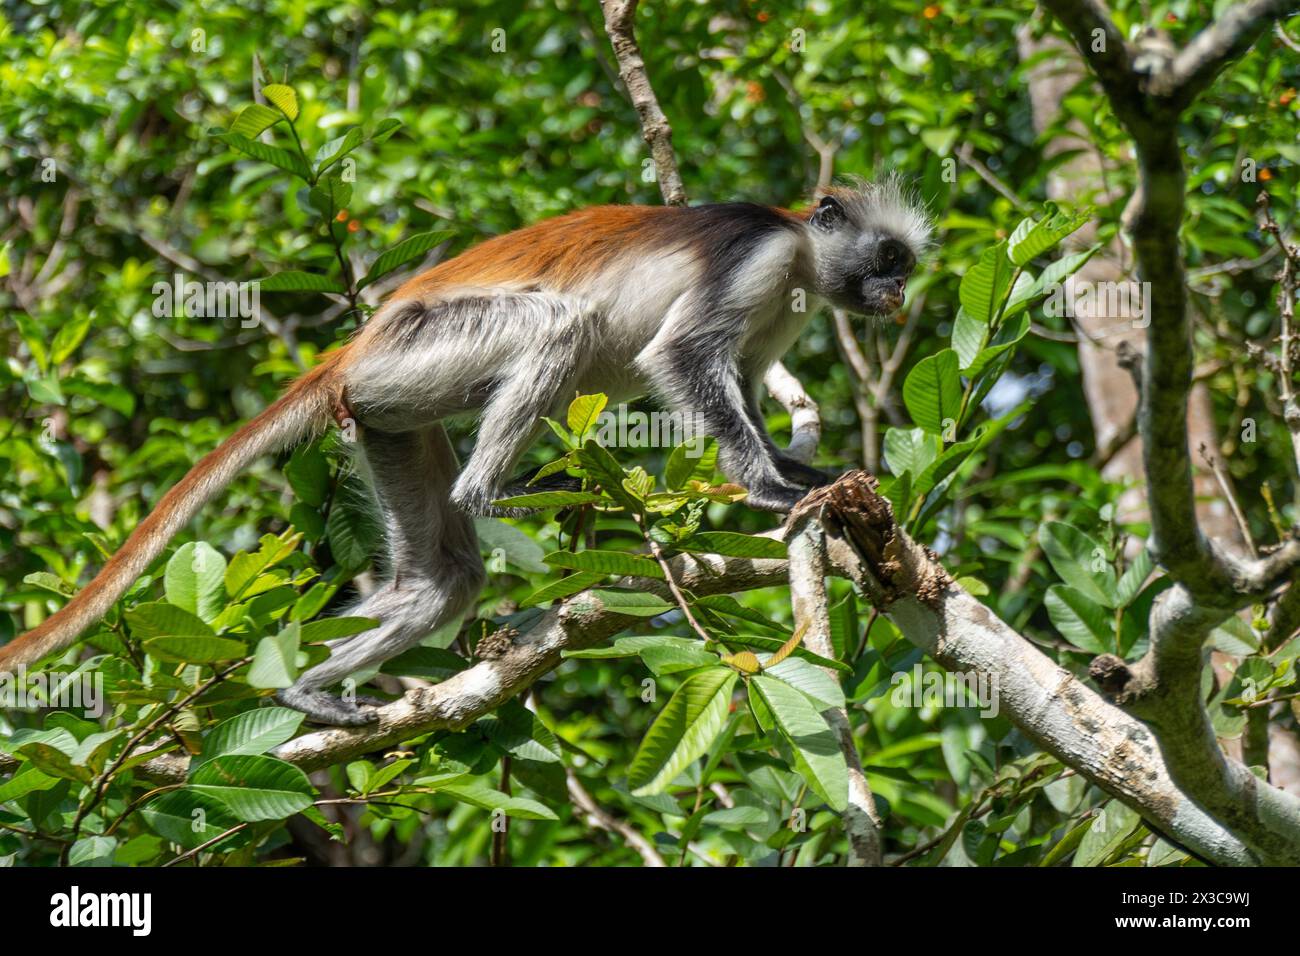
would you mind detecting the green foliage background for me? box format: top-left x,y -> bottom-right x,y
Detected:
0,0 -> 1297,866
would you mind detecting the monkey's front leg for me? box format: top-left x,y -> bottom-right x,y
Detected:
650,350 -> 808,513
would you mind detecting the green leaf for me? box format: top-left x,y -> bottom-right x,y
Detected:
589,589 -> 674,618
190,754 -> 314,821
217,132 -> 312,180
260,84 -> 300,121
902,349 -> 963,435
640,643 -> 721,675
368,118 -> 403,144
951,307 -> 987,371
165,542 -> 227,622
566,394 -> 608,440
475,518 -> 550,574
958,243 -> 1013,323
965,312 -> 1030,379
1039,521 -> 1117,607
141,634 -> 247,664
229,103 -> 282,139
308,176 -> 353,218
314,127 -> 363,176
285,441 -> 330,507
479,701 -> 563,764
522,571 -> 604,606
125,601 -> 215,639
912,433 -> 981,498
1006,246 -> 1100,317
750,675 -> 848,812
628,667 -> 737,796
763,657 -> 845,710
577,440 -> 643,511
50,311 -> 92,365
248,624 -> 301,689
259,270 -> 345,294
16,742 -> 93,784
24,372 -> 63,405
23,571 -> 75,598
68,835 -> 117,867
437,782 -> 559,820
326,491 -> 379,570
693,595 -> 792,635
0,764 -> 60,801
544,549 -> 663,579
1008,203 -> 1089,266
664,438 -> 719,490
883,427 -> 940,479
489,490 -> 603,510
197,707 -> 304,766
140,789 -> 243,850
676,532 -> 787,559
1116,548 -> 1154,607
563,634 -> 705,659
1073,802 -> 1141,867
1044,585 -> 1112,655
358,231 -> 454,289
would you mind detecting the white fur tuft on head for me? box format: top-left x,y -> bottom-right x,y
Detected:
817,173 -> 934,257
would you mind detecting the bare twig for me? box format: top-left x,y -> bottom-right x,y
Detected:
600,0 -> 687,206
566,769 -> 667,866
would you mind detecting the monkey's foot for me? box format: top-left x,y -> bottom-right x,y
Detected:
275,687 -> 381,727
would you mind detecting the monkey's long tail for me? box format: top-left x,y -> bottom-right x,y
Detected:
0,355 -> 346,676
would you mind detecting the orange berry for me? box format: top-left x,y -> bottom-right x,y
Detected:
757,10 -> 770,22
923,4 -> 941,18
347,219 -> 360,232
1165,11 -> 1177,21
335,209 -> 348,222
1280,88 -> 1296,104
1260,168 -> 1273,181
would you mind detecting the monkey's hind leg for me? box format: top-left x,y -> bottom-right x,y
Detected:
277,424 -> 486,726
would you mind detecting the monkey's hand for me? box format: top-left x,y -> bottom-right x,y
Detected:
774,454 -> 835,489
743,480 -> 811,514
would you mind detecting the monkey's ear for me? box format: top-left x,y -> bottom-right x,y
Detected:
810,195 -> 845,231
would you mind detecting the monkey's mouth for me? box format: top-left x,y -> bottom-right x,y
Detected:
857,277 -> 908,316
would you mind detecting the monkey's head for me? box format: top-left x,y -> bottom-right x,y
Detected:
805,177 -> 932,317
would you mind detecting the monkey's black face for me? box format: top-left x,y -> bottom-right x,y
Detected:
808,195 -> 921,317
844,237 -> 917,317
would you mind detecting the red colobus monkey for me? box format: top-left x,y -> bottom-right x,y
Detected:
0,178 -> 931,725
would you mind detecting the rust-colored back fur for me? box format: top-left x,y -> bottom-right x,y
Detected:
394,205 -> 682,296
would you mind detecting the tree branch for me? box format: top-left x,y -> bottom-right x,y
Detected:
600,0 -> 687,206
1159,0 -> 1294,107
14,476 -> 1288,864
785,515 -> 883,865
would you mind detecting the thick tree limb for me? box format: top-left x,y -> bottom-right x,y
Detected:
803,473 -> 1293,864
1036,0 -> 1300,864
786,516 -> 882,865
1042,0 -> 1300,600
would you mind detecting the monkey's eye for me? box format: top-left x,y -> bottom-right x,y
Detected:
877,238 -> 910,273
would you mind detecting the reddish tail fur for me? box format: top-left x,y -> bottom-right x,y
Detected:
0,351 -> 348,675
